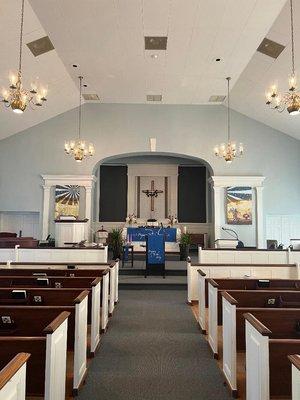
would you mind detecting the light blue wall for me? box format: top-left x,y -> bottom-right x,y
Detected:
0,104 -> 299,224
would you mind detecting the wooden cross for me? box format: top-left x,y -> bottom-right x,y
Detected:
142,180 -> 163,211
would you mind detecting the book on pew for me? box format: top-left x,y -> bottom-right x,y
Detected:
36,278 -> 49,286
11,290 -> 27,299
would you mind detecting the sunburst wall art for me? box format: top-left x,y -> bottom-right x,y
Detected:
55,185 -> 80,218
226,186 -> 252,225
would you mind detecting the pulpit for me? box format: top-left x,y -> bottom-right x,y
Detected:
54,219 -> 88,247
215,239 -> 238,249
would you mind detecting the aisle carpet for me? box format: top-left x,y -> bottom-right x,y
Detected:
78,290 -> 231,400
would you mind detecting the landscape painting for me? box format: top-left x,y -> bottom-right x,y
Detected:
226,186 -> 252,225
55,185 -> 80,218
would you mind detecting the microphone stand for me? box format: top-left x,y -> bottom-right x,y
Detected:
221,227 -> 244,248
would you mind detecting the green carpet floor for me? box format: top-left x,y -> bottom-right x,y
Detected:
78,290 -> 231,400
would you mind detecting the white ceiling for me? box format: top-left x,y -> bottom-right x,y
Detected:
230,0 -> 300,140
0,0 -> 79,140
1,0 -> 297,141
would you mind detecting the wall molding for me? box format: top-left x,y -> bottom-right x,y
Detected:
41,174 -> 97,240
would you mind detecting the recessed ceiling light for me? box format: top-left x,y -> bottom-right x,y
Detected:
151,54 -> 158,59
215,57 -> 222,62
147,94 -> 162,102
72,64 -> 78,68
26,36 -> 54,57
145,36 -> 167,50
257,38 -> 285,59
83,84 -> 87,87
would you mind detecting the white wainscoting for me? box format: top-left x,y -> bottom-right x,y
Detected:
290,356 -> 300,400
0,357 -> 28,400
0,247 -> 108,263
187,261 -> 300,302
245,319 -> 270,400
0,211 -> 40,238
266,214 -> 300,247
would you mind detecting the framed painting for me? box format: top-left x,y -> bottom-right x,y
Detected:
55,185 -> 80,218
226,186 -> 252,225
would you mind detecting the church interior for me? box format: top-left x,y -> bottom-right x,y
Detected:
0,1 -> 300,399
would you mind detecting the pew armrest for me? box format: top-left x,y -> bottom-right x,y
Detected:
0,353 -> 30,391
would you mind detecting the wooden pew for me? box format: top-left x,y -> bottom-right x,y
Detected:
289,354 -> 300,400
0,274 -> 108,333
206,278 -> 300,356
188,261 -> 300,303
197,268 -> 300,334
244,312 -> 300,399
0,310 -> 69,400
0,287 -> 100,356
0,353 -> 30,400
0,288 -> 89,396
221,291 -> 300,396
1,259 -> 118,317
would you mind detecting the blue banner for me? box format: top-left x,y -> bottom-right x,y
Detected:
127,227 -> 176,242
147,234 -> 165,264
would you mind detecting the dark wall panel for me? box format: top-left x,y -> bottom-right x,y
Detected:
178,166 -> 206,223
99,166 -> 127,221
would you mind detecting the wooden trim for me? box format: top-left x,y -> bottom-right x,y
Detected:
43,311 -> 70,334
221,291 -> 238,305
137,176 -> 140,218
207,278 -> 219,288
0,262 -> 109,266
91,277 -> 102,286
54,219 -> 89,223
288,354 -> 300,371
191,263 -> 296,267
0,353 -> 31,390
164,176 -> 168,218
243,313 -> 272,336
74,290 -> 89,304
197,269 -> 206,277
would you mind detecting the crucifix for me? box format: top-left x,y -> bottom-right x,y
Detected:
142,180 -> 163,211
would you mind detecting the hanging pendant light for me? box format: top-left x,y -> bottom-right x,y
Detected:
265,0 -> 300,115
214,77 -> 244,164
1,0 -> 48,113
64,76 -> 95,162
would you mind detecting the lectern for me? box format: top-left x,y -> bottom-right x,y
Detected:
215,239 -> 238,249
54,219 -> 88,247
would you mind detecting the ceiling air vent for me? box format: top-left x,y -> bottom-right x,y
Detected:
147,94 -> 162,102
145,36 -> 168,50
82,94 -> 100,101
26,36 -> 54,57
209,95 -> 226,103
257,38 -> 285,59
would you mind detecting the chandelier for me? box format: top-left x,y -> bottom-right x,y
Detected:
1,0 -> 48,113
214,77 -> 244,163
64,76 -> 95,162
265,0 -> 300,115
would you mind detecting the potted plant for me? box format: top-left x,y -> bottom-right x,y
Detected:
110,228 -> 123,259
179,233 -> 191,261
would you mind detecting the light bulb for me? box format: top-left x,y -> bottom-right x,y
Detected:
30,82 -> 38,94
9,72 -> 18,87
214,146 -> 219,156
289,73 -> 297,91
271,85 -> 277,97
2,89 -> 9,101
40,86 -> 48,100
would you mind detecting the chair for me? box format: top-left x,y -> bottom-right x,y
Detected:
145,234 -> 165,278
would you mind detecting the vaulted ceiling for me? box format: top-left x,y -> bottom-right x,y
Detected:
1,0 -> 299,141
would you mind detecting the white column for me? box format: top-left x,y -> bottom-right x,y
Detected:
169,174 -> 178,217
213,186 -> 222,243
127,175 -> 136,215
85,186 -> 92,240
256,186 -> 264,249
42,185 -> 51,239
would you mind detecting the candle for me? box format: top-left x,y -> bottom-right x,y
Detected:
183,226 -> 187,234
